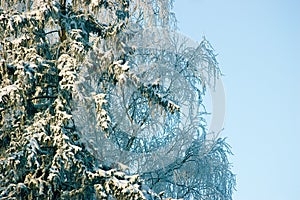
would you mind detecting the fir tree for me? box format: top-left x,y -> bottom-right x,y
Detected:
0,0 -> 235,199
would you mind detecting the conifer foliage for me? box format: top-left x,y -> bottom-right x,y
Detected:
0,0 -> 235,199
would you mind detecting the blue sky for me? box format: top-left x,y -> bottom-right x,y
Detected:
173,0 -> 300,199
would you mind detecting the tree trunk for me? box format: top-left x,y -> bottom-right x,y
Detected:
59,0 -> 67,42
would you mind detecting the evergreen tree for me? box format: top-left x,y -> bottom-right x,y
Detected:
0,0 -> 235,199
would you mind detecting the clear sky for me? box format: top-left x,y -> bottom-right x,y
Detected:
173,0 -> 300,199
